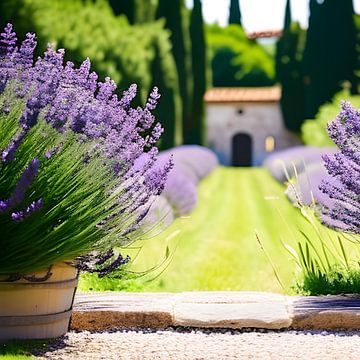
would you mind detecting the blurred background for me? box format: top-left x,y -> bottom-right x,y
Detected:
2,0 -> 360,293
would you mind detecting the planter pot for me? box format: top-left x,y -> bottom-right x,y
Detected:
0,262 -> 78,340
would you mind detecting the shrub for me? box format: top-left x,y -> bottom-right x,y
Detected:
282,101 -> 360,295
157,145 -> 218,216
206,24 -> 275,87
0,24 -> 170,276
263,146 -> 336,183
285,162 -> 336,208
301,90 -> 360,147
318,101 -> 360,234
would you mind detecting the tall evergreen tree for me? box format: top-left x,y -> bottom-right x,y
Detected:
228,0 -> 242,26
150,36 -> 181,149
284,0 -> 291,30
108,0 -> 155,24
187,0 -> 206,145
108,0 -> 135,23
302,0 -> 357,118
156,0 -> 191,144
276,0 -> 306,132
136,0 -> 155,23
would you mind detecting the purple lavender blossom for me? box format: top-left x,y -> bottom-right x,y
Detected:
0,23 -> 172,283
0,158 -> 40,212
141,145 -> 218,217
2,129 -> 28,162
319,101 -> 360,234
0,24 -> 170,224
11,199 -> 43,221
17,32 -> 36,69
158,145 -> 219,184
0,23 -> 18,92
0,24 -> 171,276
0,23 -> 17,56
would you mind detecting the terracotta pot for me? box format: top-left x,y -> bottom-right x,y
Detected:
0,262 -> 78,340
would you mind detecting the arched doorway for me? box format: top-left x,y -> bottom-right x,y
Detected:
232,133 -> 252,166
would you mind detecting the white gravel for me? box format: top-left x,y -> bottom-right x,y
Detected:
33,329 -> 360,360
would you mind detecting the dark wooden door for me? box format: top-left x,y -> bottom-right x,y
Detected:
232,133 -> 252,166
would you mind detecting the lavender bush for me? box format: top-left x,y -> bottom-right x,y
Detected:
318,101 -> 360,234
0,24 -> 171,276
264,146 -> 336,183
285,163 -> 336,209
159,145 -> 219,183
156,145 -> 218,216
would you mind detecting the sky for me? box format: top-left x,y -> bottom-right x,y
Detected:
185,0 -> 360,32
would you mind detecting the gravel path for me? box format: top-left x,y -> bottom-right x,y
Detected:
32,328 -> 360,360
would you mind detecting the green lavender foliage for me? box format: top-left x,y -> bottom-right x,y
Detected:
280,202 -> 360,295
228,0 -> 242,26
276,0 -> 307,132
302,0 -> 357,118
206,24 -> 275,87
0,95 -> 141,274
301,90 -> 360,147
188,0 -> 206,145
0,0 -> 181,148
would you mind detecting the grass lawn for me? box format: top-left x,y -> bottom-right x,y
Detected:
0,340 -> 49,359
80,166 -> 320,293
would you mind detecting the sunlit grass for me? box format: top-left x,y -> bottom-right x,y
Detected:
0,340 -> 49,359
79,167 -> 322,293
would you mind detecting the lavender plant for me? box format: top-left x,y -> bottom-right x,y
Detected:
0,24 -> 171,276
318,101 -> 360,234
278,101 -> 360,295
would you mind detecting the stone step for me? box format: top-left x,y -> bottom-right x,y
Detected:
71,292 -> 360,331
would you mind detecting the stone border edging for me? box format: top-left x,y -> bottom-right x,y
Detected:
70,292 -> 360,331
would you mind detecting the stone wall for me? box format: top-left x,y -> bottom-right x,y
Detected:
206,102 -> 300,166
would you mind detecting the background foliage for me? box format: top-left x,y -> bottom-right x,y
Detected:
206,24 -> 276,87
301,91 -> 360,147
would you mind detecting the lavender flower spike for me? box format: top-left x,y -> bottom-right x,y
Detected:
11,199 -> 43,221
9,158 -> 39,209
319,101 -> 360,234
0,23 -> 17,56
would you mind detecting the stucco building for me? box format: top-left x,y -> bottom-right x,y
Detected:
204,86 -> 300,166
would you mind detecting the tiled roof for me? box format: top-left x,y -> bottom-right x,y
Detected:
247,29 -> 283,39
204,87 -> 281,104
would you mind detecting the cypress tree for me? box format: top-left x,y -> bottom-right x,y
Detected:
188,0 -> 206,144
135,0 -> 155,23
108,0 -> 135,23
229,0 -> 242,26
156,0 -> 191,145
303,0 -> 357,118
150,36 -> 180,149
284,0 -> 291,30
276,0 -> 306,132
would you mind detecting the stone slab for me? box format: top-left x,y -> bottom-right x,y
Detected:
290,295 -> 360,330
71,292 -> 175,331
173,292 -> 291,329
70,292 -> 360,331
174,291 -> 287,304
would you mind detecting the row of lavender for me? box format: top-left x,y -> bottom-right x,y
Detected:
264,101 -> 359,234
145,145 -> 219,228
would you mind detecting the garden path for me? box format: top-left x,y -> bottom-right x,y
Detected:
33,329 -> 360,360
